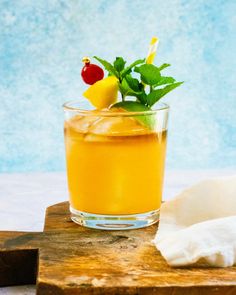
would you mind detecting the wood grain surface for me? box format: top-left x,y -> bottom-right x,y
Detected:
0,201 -> 236,294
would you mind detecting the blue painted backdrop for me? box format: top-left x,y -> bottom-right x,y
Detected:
0,0 -> 236,172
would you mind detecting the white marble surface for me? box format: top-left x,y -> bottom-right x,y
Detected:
0,169 -> 235,294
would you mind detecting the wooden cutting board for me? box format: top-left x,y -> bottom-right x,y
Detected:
0,202 -> 236,294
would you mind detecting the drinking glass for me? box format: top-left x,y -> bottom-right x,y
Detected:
63,101 -> 169,230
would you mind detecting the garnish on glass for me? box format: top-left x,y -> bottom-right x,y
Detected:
81,37 -> 183,129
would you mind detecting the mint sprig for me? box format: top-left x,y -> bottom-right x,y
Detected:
94,56 -> 183,128
91,56 -> 183,129
94,56 -> 183,107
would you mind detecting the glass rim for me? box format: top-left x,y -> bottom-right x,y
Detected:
63,100 -> 169,117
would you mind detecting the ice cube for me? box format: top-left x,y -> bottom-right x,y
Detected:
88,116 -> 149,136
65,114 -> 100,134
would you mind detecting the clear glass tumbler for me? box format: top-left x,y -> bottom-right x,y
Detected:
63,101 -> 169,230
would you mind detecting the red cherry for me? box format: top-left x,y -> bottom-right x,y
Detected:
81,57 -> 104,85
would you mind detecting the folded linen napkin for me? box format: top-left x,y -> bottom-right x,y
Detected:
153,175 -> 236,267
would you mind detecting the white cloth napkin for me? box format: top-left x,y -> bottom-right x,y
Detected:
153,175 -> 236,267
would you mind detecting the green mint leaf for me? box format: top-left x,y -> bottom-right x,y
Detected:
119,79 -> 143,98
134,64 -> 161,85
113,57 -> 126,72
147,82 -> 184,106
158,63 -> 171,71
121,58 -> 145,78
118,79 -> 130,97
118,79 -> 133,97
125,74 -> 140,92
93,56 -> 119,78
154,76 -> 176,86
136,91 -> 148,105
124,76 -> 147,104
111,101 -> 156,130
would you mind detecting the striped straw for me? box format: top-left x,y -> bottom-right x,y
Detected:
146,37 -> 159,64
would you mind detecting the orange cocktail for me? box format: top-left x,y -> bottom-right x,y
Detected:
63,37 -> 182,229
64,104 -> 169,229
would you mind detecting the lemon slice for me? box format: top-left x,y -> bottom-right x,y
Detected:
83,76 -> 118,109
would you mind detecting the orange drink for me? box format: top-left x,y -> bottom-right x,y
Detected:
63,37 -> 182,229
63,102 -> 169,229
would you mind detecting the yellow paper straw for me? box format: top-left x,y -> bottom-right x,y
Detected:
146,36 -> 159,64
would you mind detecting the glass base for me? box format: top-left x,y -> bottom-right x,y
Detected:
70,207 -> 159,230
